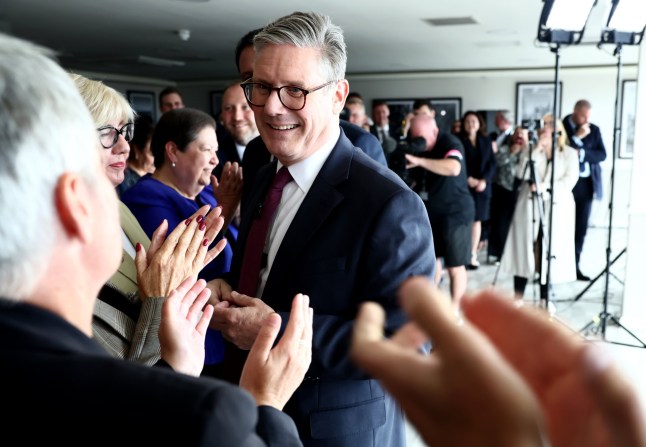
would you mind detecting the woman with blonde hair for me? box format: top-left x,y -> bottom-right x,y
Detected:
499,113 -> 579,298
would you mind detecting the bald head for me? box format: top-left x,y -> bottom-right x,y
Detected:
410,114 -> 438,150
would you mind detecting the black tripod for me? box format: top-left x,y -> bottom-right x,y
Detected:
578,42 -> 646,348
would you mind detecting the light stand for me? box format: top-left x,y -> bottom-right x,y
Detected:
536,0 -> 596,311
541,43 -> 562,310
579,0 -> 646,347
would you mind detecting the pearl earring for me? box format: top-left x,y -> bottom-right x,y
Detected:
172,162 -> 176,168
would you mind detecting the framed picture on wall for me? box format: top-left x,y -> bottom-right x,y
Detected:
430,98 -> 462,134
620,79 -> 637,159
373,97 -> 462,134
515,82 -> 562,128
127,90 -> 156,122
210,90 -> 224,119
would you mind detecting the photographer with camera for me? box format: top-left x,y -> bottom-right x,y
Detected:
403,114 -> 474,308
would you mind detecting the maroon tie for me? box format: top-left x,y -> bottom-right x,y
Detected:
238,166 -> 293,296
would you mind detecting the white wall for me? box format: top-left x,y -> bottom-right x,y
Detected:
622,42 -> 646,336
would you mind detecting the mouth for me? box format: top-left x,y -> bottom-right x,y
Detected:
267,123 -> 298,131
109,162 -> 125,169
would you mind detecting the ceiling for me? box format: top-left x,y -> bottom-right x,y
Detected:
2,0 -> 641,83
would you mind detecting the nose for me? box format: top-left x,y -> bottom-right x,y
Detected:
263,88 -> 286,114
113,135 -> 130,155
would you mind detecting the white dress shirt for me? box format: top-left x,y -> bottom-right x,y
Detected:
256,126 -> 340,297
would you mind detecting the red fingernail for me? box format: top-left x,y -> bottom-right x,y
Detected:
135,242 -> 142,252
196,215 -> 203,223
202,238 -> 209,246
185,218 -> 192,226
199,222 -> 206,231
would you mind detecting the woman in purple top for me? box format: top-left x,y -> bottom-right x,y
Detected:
122,108 -> 242,363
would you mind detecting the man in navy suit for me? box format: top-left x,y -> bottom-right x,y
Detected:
563,100 -> 607,281
208,12 -> 435,447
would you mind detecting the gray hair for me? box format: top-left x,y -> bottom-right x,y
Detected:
254,11 -> 347,82
498,109 -> 513,123
0,33 -> 99,299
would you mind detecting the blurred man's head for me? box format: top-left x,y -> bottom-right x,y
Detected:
372,101 -> 390,127
345,97 -> 367,127
235,27 -> 262,81
495,110 -> 512,132
159,87 -> 184,114
412,100 -> 435,118
221,83 -> 258,145
572,99 -> 591,126
409,115 -> 439,151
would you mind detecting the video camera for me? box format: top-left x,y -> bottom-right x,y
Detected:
387,136 -> 427,187
521,118 -> 543,144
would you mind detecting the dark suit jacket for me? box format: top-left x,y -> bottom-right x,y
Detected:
0,299 -> 301,446
562,114 -> 607,199
213,133 -> 244,179
240,121 -> 387,213
225,132 -> 435,446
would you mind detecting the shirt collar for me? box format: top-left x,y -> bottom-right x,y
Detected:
277,125 -> 340,196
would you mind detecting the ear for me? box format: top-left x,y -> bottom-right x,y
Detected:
165,141 -> 179,165
54,173 -> 93,244
332,79 -> 350,115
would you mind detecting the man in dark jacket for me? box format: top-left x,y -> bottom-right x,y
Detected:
562,100 -> 607,281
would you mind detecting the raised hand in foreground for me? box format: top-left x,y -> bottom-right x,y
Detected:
158,276 -> 213,376
240,293 -> 313,410
352,276 -> 646,447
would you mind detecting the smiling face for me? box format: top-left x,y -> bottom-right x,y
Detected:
171,125 -> 218,198
221,84 -> 258,145
251,44 -> 346,165
99,119 -> 131,187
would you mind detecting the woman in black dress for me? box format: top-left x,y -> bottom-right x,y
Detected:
460,111 -> 496,269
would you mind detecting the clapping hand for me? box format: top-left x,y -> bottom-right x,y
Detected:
240,293 -> 313,410
211,161 -> 242,225
135,204 -> 227,298
158,276 -> 214,376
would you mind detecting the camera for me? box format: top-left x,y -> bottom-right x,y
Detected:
521,118 -> 543,131
521,119 -> 543,144
387,136 -> 427,187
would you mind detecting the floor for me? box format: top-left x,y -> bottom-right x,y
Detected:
405,225 -> 646,446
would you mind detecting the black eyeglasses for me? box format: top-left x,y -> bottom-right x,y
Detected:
97,122 -> 134,149
240,80 -> 336,111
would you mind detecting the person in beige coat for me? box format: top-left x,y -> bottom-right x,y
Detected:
500,114 -> 579,298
